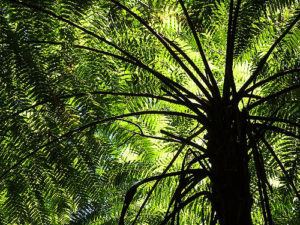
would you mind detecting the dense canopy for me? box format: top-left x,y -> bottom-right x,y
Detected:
0,0 -> 299,224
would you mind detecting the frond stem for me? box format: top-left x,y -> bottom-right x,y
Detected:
7,1 -> 202,114
108,0 -> 213,101
160,130 -> 206,152
237,12 -> 300,99
129,144 -> 187,225
160,191 -> 210,225
249,116 -> 300,128
261,137 -> 300,200
223,0 -> 241,100
0,110 -> 198,181
161,36 -> 213,102
248,84 -> 300,110
119,169 -> 205,225
3,90 -> 184,122
178,0 -> 220,100
130,128 -> 205,225
245,68 -> 300,94
253,124 -> 300,140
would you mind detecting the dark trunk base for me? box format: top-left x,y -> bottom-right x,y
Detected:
210,151 -> 252,225
207,106 -> 252,225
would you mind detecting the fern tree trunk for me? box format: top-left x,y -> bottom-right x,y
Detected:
207,104 -> 253,225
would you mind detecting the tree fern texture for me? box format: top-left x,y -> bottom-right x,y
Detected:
0,0 -> 299,224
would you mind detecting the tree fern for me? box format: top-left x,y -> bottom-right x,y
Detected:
0,0 -> 299,224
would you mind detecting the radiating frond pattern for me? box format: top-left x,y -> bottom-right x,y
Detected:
0,0 -> 299,224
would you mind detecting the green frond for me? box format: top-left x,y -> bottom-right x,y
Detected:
1,0 -> 299,224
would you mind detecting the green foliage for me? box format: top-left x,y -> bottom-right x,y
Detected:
0,0 -> 299,224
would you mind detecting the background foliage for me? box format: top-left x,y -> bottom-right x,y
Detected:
0,0 -> 299,224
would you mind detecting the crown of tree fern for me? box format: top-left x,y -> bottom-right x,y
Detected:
0,0 -> 299,224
